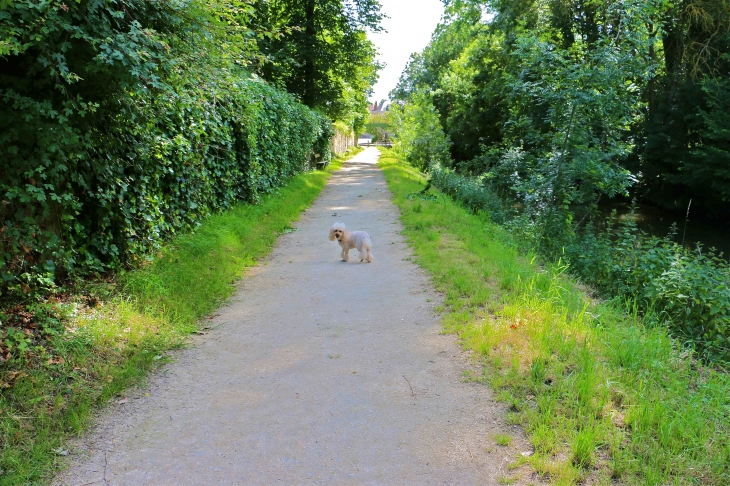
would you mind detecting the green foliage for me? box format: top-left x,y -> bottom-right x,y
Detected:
0,0 -> 334,300
390,94 -> 451,171
499,9 -> 651,209
566,216 -> 730,361
393,0 -> 659,246
390,0 -> 730,360
428,163 -> 507,223
391,4 -> 499,162
252,0 -> 382,124
397,0 -> 730,216
364,111 -> 392,142
366,111 -> 391,126
425,153 -> 730,360
633,0 -> 730,214
313,115 -> 336,164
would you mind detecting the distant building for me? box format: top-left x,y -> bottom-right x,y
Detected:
368,100 -> 389,115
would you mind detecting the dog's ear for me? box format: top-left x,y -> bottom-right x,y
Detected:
329,227 -> 336,241
342,229 -> 351,243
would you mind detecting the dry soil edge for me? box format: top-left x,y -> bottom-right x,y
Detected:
54,148 -> 531,485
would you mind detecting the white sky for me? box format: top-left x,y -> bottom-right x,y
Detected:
367,0 -> 444,104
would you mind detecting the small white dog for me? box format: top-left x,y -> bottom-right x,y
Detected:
329,222 -> 373,263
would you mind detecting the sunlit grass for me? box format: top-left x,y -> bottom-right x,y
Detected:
494,433 -> 513,446
378,147 -> 730,485
0,147 -> 363,485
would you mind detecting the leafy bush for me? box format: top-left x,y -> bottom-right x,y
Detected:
424,161 -> 730,361
390,94 -> 451,171
429,163 -> 507,223
313,116 -> 336,163
0,0 -> 332,300
566,216 -> 730,361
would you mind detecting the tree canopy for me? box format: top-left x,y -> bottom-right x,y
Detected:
392,0 -> 730,217
251,0 -> 383,125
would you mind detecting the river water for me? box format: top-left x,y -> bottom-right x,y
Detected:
595,201 -> 730,259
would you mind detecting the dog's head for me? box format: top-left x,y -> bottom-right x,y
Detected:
329,222 -> 347,242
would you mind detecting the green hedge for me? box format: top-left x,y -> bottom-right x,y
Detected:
0,1 -> 333,299
1,77 -> 332,298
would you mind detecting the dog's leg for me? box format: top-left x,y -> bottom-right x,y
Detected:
342,247 -> 349,262
361,240 -> 373,263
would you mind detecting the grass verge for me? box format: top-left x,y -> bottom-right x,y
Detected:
0,147 -> 363,485
378,148 -> 730,485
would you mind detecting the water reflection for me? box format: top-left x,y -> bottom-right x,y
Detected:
593,201 -> 730,259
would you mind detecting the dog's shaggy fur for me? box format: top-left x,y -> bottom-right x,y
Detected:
329,222 -> 373,263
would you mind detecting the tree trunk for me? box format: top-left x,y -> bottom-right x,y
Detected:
302,0 -> 317,107
647,21 -> 656,116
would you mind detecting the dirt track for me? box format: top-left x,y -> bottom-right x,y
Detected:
54,148 -> 528,485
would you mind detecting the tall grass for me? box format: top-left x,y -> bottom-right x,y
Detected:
426,162 -> 730,362
0,147 -> 363,485
378,148 -> 730,485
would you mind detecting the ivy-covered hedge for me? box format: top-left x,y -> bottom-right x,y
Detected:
0,0 -> 333,299
1,77 -> 332,298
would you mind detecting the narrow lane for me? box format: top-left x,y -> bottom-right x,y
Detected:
55,148 -> 515,485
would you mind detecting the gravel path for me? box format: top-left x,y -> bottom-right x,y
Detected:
54,148 -> 528,485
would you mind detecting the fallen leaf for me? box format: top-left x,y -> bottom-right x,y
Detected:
47,356 -> 65,365
7,371 -> 26,381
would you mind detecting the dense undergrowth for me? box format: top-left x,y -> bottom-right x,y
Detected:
386,0 -> 730,364
379,148 -> 730,485
427,163 -> 730,363
0,148 -> 361,485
